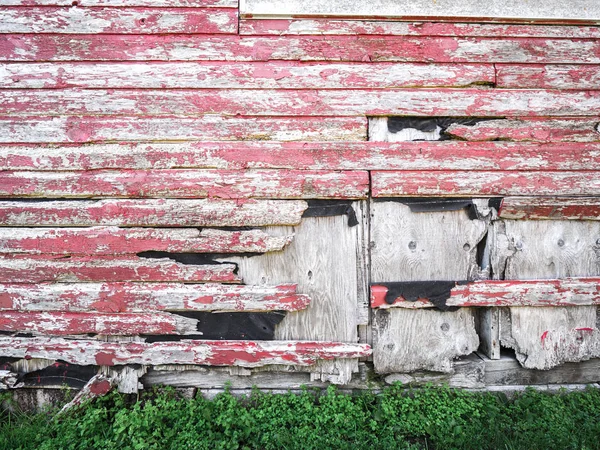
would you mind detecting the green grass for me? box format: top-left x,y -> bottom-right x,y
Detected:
1,384 -> 600,450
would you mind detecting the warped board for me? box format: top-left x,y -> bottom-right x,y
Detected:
0,255 -> 241,283
0,7 -> 237,34
0,311 -> 199,336
0,116 -> 367,143
496,64 -> 600,90
0,62 -> 494,89
371,171 -> 600,197
371,201 -> 484,373
491,220 -> 600,369
239,20 -> 600,38
0,199 -> 308,227
0,170 -> 369,199
500,197 -> 600,220
371,278 -> 600,308
0,337 -> 372,367
2,35 -> 600,63
220,207 -> 369,384
0,283 -> 310,313
0,227 -> 293,254
3,141 -> 599,171
1,89 -> 599,117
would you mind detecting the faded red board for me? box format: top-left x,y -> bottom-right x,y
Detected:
0,7 -> 237,34
0,311 -> 198,335
2,1 -> 237,6
371,171 -> 600,197
371,278 -> 600,308
499,197 -> 600,220
0,255 -> 241,283
3,141 -> 600,171
0,227 -> 292,254
0,199 -> 307,227
2,35 -> 600,63
0,170 -> 369,199
238,19 -> 600,38
0,282 -> 310,313
0,61 -> 494,89
496,64 -> 600,90
1,90 -> 599,117
0,337 -> 373,367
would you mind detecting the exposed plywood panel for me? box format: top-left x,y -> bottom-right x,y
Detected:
0,337 -> 372,367
0,227 -> 293,254
239,20 -> 600,38
240,0 -> 600,22
0,116 -> 367,143
371,202 -> 485,373
492,220 -> 600,369
2,90 -> 599,117
0,62 -> 494,89
500,197 -> 600,220
0,199 -> 308,227
0,7 -> 237,34
0,255 -> 241,283
3,35 -> 600,63
0,283 -> 310,313
0,170 -> 369,199
3,141 -> 599,171
372,171 -> 600,197
220,208 -> 368,383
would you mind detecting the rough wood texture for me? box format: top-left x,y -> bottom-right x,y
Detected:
0,7 -> 237,34
1,90 -> 599,117
3,141 -> 599,171
0,337 -> 372,367
4,35 -> 600,63
371,202 -> 484,373
446,118 -> 600,142
0,62 -> 494,89
0,199 -> 307,227
0,283 -> 310,313
496,64 -> 600,90
0,116 -> 366,143
492,220 -> 600,369
57,375 -> 114,416
239,20 -> 600,38
372,171 -> 600,197
0,255 -> 241,283
221,209 -> 368,384
2,1 -> 237,6
372,278 -> 600,308
0,170 -> 369,199
0,311 -> 200,335
240,0 -> 600,22
499,197 -> 600,220
0,227 -> 293,254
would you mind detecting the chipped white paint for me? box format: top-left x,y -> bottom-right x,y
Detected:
2,1 -> 236,6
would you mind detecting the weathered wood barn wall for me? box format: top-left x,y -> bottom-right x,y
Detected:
0,0 -> 600,398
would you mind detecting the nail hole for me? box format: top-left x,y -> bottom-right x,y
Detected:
558,239 -> 565,247
140,18 -> 146,24
441,323 -> 450,332
307,270 -> 313,279
463,243 -> 471,251
408,241 -> 417,250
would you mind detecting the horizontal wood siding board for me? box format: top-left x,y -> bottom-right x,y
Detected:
0,199 -> 308,227
0,8 -> 237,34
239,19 -> 600,38
2,35 -> 600,63
0,283 -> 310,312
499,197 -> 600,220
0,337 -> 372,366
372,278 -> 600,308
0,311 -> 200,335
0,255 -> 241,283
0,227 -> 293,254
371,171 -> 600,197
1,90 -> 599,118
496,64 -> 600,89
0,170 -> 369,199
0,142 -> 600,172
240,0 -> 600,22
2,141 -> 600,171
0,116 -> 367,143
1,1 -> 238,6
0,62 -> 495,89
